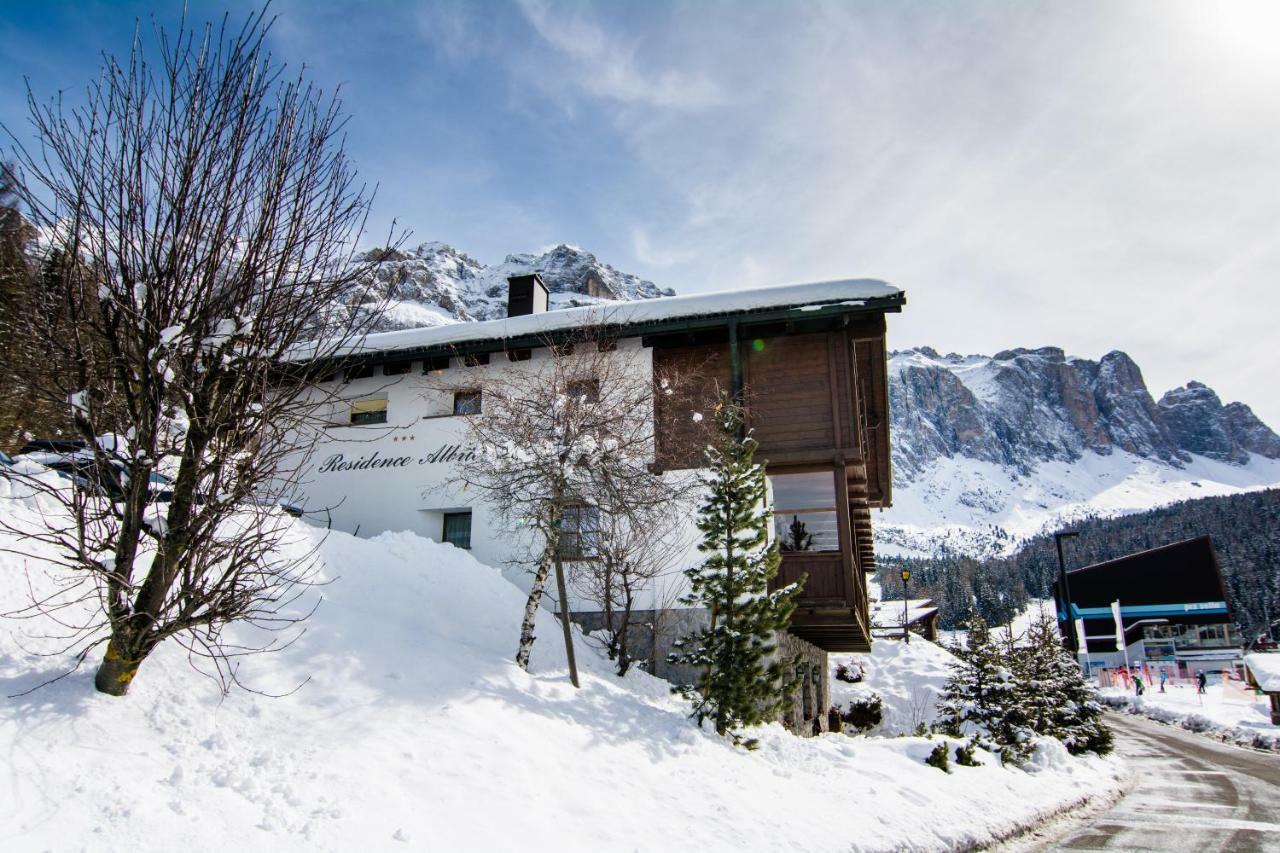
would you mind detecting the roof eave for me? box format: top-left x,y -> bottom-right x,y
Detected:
327,291 -> 905,366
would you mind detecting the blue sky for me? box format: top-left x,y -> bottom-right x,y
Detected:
3,1 -> 1279,425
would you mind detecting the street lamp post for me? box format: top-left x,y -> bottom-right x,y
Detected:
1054,531 -> 1080,652
901,568 -> 911,645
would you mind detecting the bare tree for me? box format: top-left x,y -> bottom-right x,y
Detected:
0,8 -> 400,695
429,328 -> 694,684
569,501 -> 691,676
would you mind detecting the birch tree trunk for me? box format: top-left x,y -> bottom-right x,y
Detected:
515,550 -> 554,672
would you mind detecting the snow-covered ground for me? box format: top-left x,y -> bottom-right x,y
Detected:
877,450 -> 1280,558
1099,681 -> 1280,752
830,637 -> 959,736
0,475 -> 1122,852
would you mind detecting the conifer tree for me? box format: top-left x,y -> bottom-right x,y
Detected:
669,396 -> 802,748
934,613 -> 1033,761
1023,616 -> 1114,755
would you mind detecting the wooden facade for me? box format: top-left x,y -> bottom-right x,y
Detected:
651,311 -> 895,653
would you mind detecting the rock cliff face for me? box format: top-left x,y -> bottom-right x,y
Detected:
1156,382 -> 1280,465
882,347 -> 1280,557
341,241 -> 673,330
889,347 -> 1279,484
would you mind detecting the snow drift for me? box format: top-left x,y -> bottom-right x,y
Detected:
0,476 -> 1120,852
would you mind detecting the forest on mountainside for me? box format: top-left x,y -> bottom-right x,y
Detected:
878,489 -> 1280,641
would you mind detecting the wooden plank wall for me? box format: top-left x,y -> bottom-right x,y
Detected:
743,331 -> 839,455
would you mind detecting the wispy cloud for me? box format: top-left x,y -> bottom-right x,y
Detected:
515,0 -> 721,110
630,226 -> 694,269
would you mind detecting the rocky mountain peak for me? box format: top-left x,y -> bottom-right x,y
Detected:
340,241 -> 674,331
890,347 -> 1279,484
1157,381 -> 1280,464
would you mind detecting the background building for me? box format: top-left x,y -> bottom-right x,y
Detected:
1055,536 -> 1242,676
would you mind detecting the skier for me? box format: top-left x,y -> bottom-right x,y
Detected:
1134,673 -> 1145,696
1197,671 -> 1207,694
1159,670 -> 1168,693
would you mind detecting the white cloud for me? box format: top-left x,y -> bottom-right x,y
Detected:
515,0 -> 722,110
544,2 -> 1280,425
630,226 -> 693,269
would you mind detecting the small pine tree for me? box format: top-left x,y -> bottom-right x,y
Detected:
934,613 -> 1034,761
1024,616 -> 1114,755
925,741 -> 950,772
955,739 -> 980,766
669,396 -> 802,747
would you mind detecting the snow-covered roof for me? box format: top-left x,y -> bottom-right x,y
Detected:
871,598 -> 939,630
316,277 -> 902,360
1245,653 -> 1280,692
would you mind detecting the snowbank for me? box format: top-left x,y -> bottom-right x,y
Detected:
0,479 -> 1121,852
830,637 -> 960,735
1100,683 -> 1280,752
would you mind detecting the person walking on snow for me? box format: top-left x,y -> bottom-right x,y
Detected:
1197,671 -> 1207,694
1159,670 -> 1168,693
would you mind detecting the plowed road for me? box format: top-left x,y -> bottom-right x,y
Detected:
1046,712 -> 1280,851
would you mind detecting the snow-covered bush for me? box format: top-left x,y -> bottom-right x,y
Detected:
834,662 -> 862,683
839,694 -> 884,732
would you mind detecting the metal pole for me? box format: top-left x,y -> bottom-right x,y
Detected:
553,550 -> 580,688
727,319 -> 743,405
1117,597 -> 1131,674
1054,531 -> 1079,652
903,576 -> 910,644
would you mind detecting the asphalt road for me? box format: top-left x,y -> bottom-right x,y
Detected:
1047,712 -> 1280,852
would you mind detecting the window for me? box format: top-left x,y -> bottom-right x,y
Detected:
453,390 -> 482,416
769,471 -> 839,552
350,398 -> 388,425
383,360 -> 414,376
566,377 -> 600,404
507,348 -> 532,362
463,352 -> 490,367
344,362 -> 375,382
443,511 -> 472,550
422,356 -> 450,374
558,504 -> 600,560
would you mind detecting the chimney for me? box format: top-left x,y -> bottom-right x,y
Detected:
506,273 -> 550,317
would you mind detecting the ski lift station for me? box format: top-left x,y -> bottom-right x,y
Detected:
1054,536 -> 1243,676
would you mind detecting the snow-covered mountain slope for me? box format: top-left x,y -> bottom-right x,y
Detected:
341,241 -> 674,331
883,347 -> 1280,557
0,475 -> 1121,852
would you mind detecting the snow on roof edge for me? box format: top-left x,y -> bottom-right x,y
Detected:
322,277 -> 902,360
1245,653 -> 1280,692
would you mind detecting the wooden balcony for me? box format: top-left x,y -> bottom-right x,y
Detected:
775,550 -> 871,653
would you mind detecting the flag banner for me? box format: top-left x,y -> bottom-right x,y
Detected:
1111,600 -> 1126,650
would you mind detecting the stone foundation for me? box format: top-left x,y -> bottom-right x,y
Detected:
775,630 -> 830,736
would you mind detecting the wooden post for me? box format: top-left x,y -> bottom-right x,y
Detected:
554,550 -> 580,688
